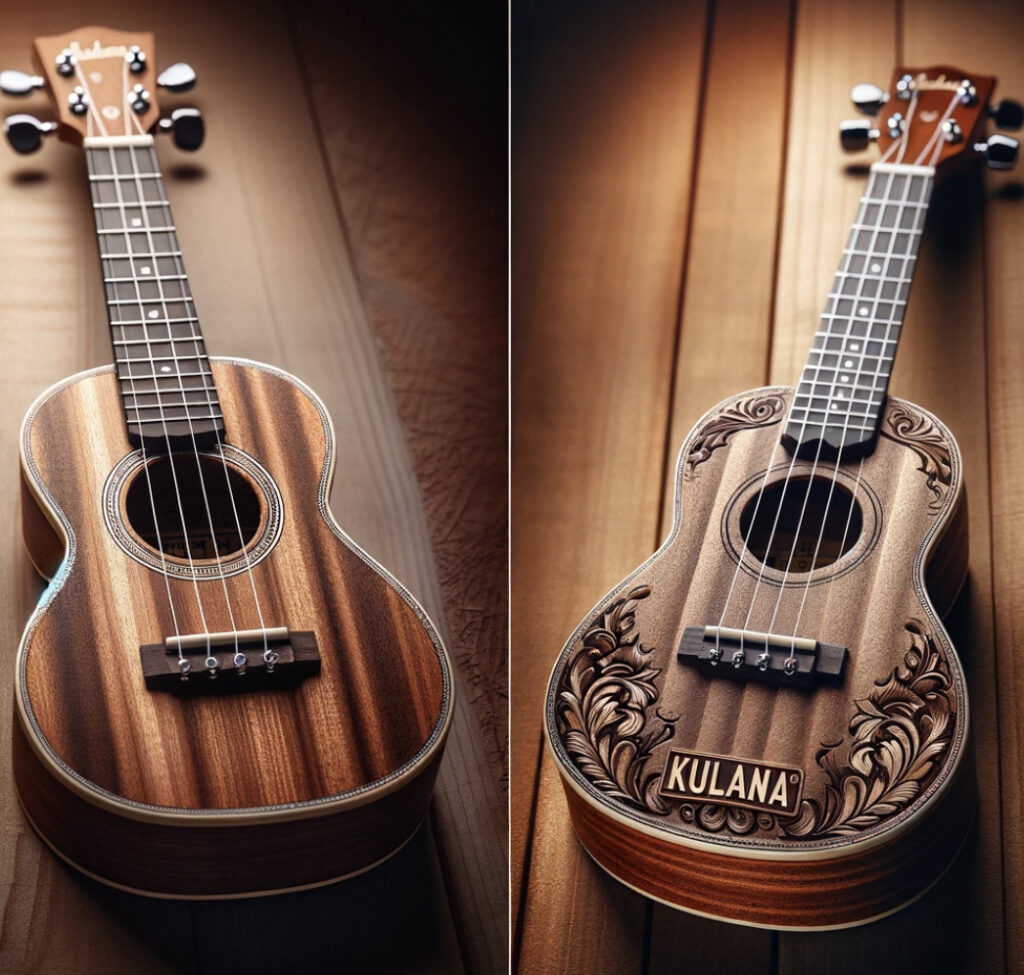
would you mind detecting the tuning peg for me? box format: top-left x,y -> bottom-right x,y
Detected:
975,133 -> 1019,170
850,82 -> 887,116
839,119 -> 878,152
990,99 -> 1024,131
3,114 -> 56,153
0,70 -> 44,97
158,107 -> 204,151
157,62 -> 197,94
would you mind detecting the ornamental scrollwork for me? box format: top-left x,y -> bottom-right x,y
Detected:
783,619 -> 954,838
557,585 -> 674,814
684,394 -> 787,479
880,405 -> 953,514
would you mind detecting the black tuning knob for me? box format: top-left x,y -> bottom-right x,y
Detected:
157,62 -> 197,93
975,133 -> 1019,170
990,99 -> 1024,131
158,107 -> 204,151
0,69 -> 44,96
3,113 -> 56,153
839,119 -> 878,152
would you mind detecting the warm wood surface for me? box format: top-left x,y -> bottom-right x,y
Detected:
0,1 -> 506,972
513,0 -> 1023,971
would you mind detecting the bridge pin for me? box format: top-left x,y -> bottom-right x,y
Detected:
709,647 -> 721,666
204,655 -> 218,678
783,656 -> 797,677
757,652 -> 769,672
263,648 -> 280,674
177,658 -> 191,682
731,650 -> 745,669
233,652 -> 247,675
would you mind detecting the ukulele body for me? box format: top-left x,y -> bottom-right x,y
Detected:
545,385 -> 973,929
14,357 -> 453,898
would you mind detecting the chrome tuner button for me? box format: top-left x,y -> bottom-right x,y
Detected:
126,45 -> 146,73
783,656 -> 798,677
957,79 -> 977,106
895,73 -> 914,101
130,83 -> 150,113
233,652 -> 248,675
975,133 -> 1020,170
0,70 -> 44,96
68,86 -> 88,116
3,114 -> 56,153
204,655 -> 219,678
731,650 -> 745,669
886,113 -> 904,138
850,82 -> 887,116
757,652 -> 770,672
157,62 -> 197,93
177,658 -> 191,682
55,49 -> 76,77
941,118 -> 963,144
839,119 -> 877,152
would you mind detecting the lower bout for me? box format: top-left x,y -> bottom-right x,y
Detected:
12,717 -> 442,898
559,748 -> 976,929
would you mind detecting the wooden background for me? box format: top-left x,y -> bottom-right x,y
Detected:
0,2 -> 507,973
512,0 -> 1024,972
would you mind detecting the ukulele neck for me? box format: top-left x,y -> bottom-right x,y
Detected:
782,162 -> 935,461
85,135 -> 224,450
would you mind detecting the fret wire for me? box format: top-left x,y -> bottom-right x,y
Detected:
848,222 -> 924,235
132,413 -> 224,425
115,316 -> 199,326
100,250 -> 184,259
97,226 -> 177,235
88,172 -> 163,181
796,378 -> 887,394
119,354 -> 207,364
105,274 -> 188,283
826,292 -> 907,306
833,270 -> 914,285
784,420 -> 877,433
815,326 -> 900,340
803,361 -> 894,382
857,197 -> 929,208
117,370 -> 212,380
113,335 -> 203,346
789,405 -> 879,421
106,297 -> 195,306
93,201 -> 171,209
119,384 -> 219,396
126,399 -> 220,411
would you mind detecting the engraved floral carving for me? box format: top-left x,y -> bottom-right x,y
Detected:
783,619 -> 953,838
881,405 -> 953,514
680,803 -> 775,836
557,586 -> 675,814
684,394 -> 787,479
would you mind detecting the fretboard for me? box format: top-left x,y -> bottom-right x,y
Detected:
782,162 -> 934,460
85,137 -> 224,449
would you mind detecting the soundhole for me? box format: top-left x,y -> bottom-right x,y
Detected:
125,454 -> 262,561
739,476 -> 862,572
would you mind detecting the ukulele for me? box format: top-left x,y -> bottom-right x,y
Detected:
545,66 -> 1020,928
7,27 -> 453,898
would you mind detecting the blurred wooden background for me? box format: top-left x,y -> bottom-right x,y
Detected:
512,0 -> 1024,972
0,2 -> 507,973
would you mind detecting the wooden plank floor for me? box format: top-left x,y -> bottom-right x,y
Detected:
0,2 -> 507,973
512,0 -> 1024,972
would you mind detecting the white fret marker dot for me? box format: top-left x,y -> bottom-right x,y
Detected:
132,218 -> 142,227
160,366 -> 172,373
841,374 -> 851,382
148,310 -> 159,319
831,403 -> 840,409
871,263 -> 882,273
140,266 -> 151,275
850,343 -> 860,351
858,306 -> 869,316
844,359 -> 855,367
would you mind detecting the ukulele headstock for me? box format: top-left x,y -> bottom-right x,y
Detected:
1,26 -> 201,153
840,65 -> 1020,175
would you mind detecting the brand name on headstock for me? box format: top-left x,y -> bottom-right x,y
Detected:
658,749 -> 803,817
67,40 -> 128,61
912,73 -> 963,92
